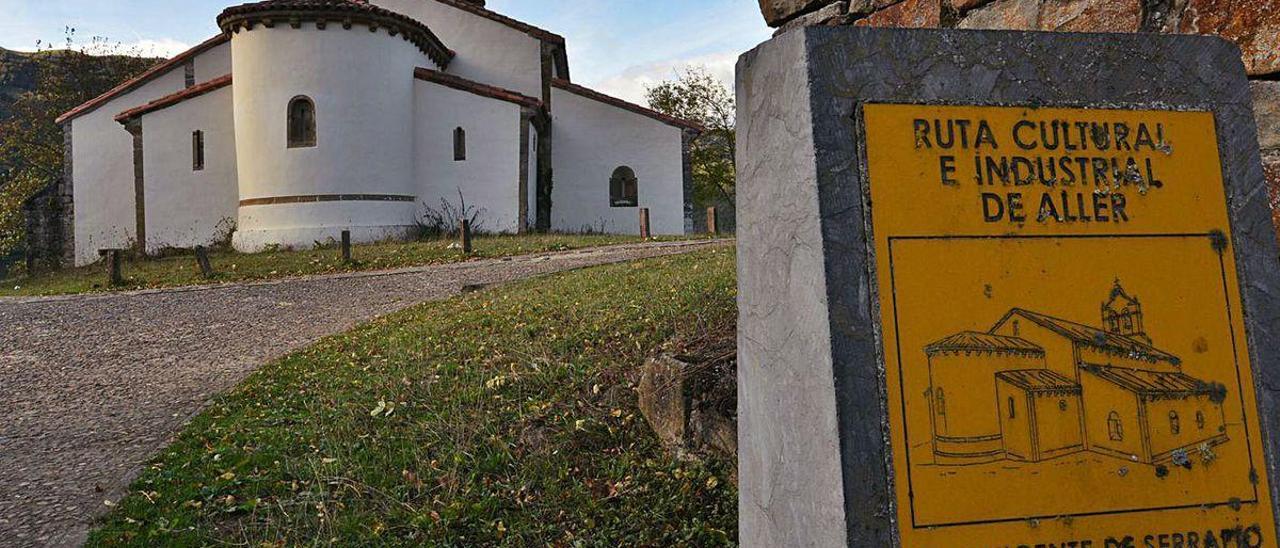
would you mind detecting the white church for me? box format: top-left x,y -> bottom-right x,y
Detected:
53,0 -> 699,266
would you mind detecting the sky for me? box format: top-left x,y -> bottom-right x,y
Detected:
0,0 -> 772,103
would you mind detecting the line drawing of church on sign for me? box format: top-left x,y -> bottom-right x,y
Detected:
923,281 -> 1230,467
52,0 -> 700,266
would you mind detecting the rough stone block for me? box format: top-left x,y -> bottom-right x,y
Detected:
758,0 -> 832,26
1266,154 -> 1280,241
1175,0 -> 1280,76
1038,0 -> 1141,32
854,0 -> 941,28
736,25 -> 1280,547
1254,80 -> 1280,152
956,0 -> 1038,30
638,355 -> 689,448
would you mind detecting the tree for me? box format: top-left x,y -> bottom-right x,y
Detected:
0,29 -> 160,258
645,67 -> 735,207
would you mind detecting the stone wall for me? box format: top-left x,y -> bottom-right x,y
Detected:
759,0 -> 1280,237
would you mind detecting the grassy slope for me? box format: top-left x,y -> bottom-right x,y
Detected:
1,234 -> 706,297
89,248 -> 738,547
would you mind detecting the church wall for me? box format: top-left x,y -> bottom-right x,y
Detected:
549,88 -> 687,235
372,0 -> 544,99
990,318 -> 1079,381
1145,395 -> 1227,462
230,24 -> 431,251
1080,372 -> 1147,461
70,69 -> 188,266
192,40 -> 232,83
926,351 -> 1043,463
68,39 -> 232,266
138,85 -> 238,253
414,81 -> 524,233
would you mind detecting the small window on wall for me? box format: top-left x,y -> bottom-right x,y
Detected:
288,96 -> 316,148
454,127 -> 467,161
1169,411 -> 1181,435
1007,397 -> 1016,419
1108,411 -> 1124,441
1196,411 -> 1206,430
192,130 -> 205,171
610,166 -> 638,207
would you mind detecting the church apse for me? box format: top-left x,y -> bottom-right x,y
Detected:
924,281 -> 1229,467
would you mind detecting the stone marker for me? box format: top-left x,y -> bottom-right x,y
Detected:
461,219 -> 474,254
194,245 -> 214,279
736,26 -> 1280,546
340,230 -> 352,263
639,207 -> 652,239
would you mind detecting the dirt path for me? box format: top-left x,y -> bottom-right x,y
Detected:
0,239 -> 728,547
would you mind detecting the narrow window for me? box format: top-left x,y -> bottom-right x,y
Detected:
1169,411 -> 1181,435
1196,411 -> 1206,430
610,166 -> 638,207
1108,411 -> 1123,441
454,127 -> 466,161
192,130 -> 205,171
287,96 -> 316,148
1007,396 -> 1016,419
935,388 -> 945,417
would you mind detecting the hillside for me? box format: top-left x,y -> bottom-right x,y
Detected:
0,47 -> 38,120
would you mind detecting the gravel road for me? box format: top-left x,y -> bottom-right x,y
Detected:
0,239 -> 726,547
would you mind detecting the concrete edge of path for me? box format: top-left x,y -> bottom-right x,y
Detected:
0,239 -> 734,306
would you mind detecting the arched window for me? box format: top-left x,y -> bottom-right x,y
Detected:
454,127 -> 466,161
610,166 -> 638,207
1007,396 -> 1016,419
1108,411 -> 1123,441
287,96 -> 316,148
1196,411 -> 1206,430
1169,411 -> 1181,435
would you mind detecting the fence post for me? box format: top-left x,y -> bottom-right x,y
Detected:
341,230 -> 352,263
107,250 -> 123,286
461,219 -> 474,254
707,207 -> 719,235
639,208 -> 652,239
194,246 -> 214,279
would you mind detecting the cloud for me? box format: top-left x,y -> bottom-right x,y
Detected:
590,51 -> 740,105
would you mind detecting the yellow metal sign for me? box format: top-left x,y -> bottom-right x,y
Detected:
863,103 -> 1276,547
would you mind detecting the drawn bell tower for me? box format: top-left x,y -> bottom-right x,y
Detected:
1102,280 -> 1151,345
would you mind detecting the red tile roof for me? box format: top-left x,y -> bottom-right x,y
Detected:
1082,365 -> 1217,397
998,309 -> 1180,365
924,331 -> 1044,356
114,74 -> 233,124
996,369 -> 1081,392
56,33 -> 230,125
218,0 -> 453,68
430,0 -> 565,44
551,78 -> 703,132
414,67 -> 541,109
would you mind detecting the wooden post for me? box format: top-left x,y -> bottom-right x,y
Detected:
194,246 -> 214,279
639,207 -> 652,239
707,207 -> 719,235
107,250 -> 123,286
341,230 -> 352,263
461,219 -> 473,254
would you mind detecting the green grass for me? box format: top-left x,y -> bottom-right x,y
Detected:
0,234 -> 708,297
88,248 -> 739,547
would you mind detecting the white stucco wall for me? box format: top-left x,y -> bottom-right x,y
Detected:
230,23 -> 433,251
68,38 -> 231,266
414,81 -> 524,233
70,68 -> 187,265
550,88 -> 687,235
373,0 -> 544,99
192,40 -> 232,83
139,85 -> 238,253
